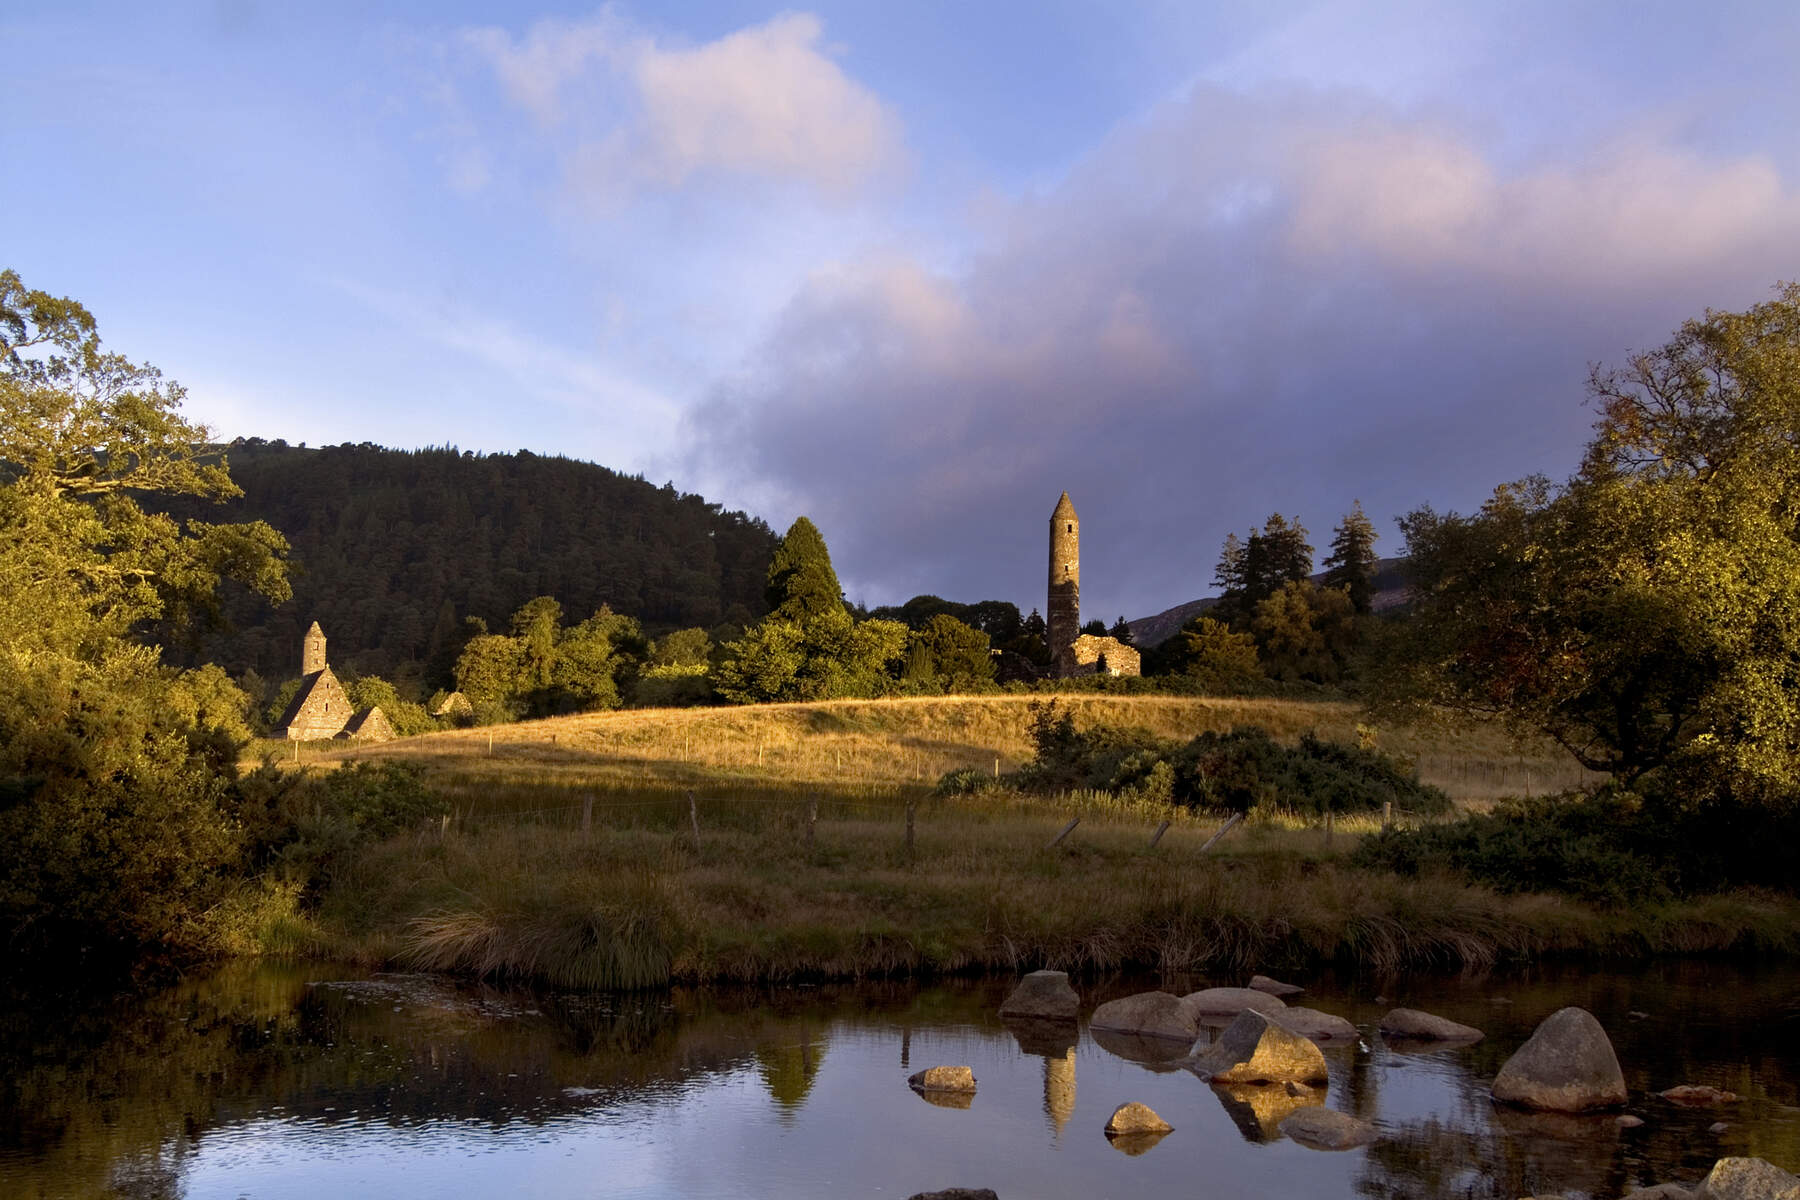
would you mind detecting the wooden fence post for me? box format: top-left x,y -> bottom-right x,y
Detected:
1197,811 -> 1244,854
1148,819 -> 1172,849
1382,800 -> 1392,832
993,757 -> 1000,778
487,731 -> 493,756
687,790 -> 701,848
1046,816 -> 1081,850
1325,811 -> 1335,851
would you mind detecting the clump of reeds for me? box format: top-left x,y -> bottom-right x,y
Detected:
396,872 -> 672,989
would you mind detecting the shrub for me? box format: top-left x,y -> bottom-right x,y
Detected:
1016,702 -> 1448,816
1352,783 -> 1800,903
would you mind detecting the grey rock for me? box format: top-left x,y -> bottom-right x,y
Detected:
1182,987 -> 1289,1019
1090,991 -> 1198,1043
1272,1006 -> 1358,1041
1278,1106 -> 1379,1150
1105,1101 -> 1173,1135
1710,1122 -> 1731,1135
1695,1157 -> 1800,1199
999,970 -> 1080,1020
909,1066 -> 976,1092
907,1191 -> 999,1200
1249,973 -> 1305,996
1617,1114 -> 1647,1128
1089,1026 -> 1191,1067
1662,1085 -> 1740,1106
1621,1186 -> 1695,1200
1491,1006 -> 1628,1112
1186,1008 -> 1329,1085
1379,1007 -> 1484,1043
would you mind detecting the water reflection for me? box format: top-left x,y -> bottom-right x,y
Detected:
0,960 -> 1796,1199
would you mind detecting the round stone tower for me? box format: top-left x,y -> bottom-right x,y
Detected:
302,621 -> 327,676
1047,492 -> 1079,676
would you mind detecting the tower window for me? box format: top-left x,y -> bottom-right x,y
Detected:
1066,523 -> 1073,532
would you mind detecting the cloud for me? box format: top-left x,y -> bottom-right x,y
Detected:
463,9 -> 901,198
685,86 -> 1800,619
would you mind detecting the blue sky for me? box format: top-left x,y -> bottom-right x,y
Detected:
9,1 -> 1800,621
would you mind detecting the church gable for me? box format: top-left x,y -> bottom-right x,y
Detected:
281,666 -> 354,740
340,705 -> 396,742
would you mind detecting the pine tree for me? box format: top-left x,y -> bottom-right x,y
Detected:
765,517 -> 846,625
1323,501 -> 1380,614
1109,616 -> 1134,645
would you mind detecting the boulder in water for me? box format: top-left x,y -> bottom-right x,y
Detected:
1186,1008 -> 1329,1085
1278,1106 -> 1379,1150
1249,973 -> 1305,996
1271,1007 -> 1358,1041
1182,987 -> 1288,1019
999,970 -> 1079,1020
1379,1007 -> 1484,1043
1694,1157 -> 1800,1199
1090,992 -> 1197,1043
1661,1085 -> 1740,1106
1491,1007 -> 1627,1112
1104,1101 -> 1173,1136
909,1066 -> 976,1092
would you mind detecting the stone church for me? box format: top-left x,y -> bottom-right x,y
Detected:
278,622 -> 395,741
1047,492 -> 1140,677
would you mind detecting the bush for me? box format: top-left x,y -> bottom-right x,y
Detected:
1352,783 -> 1800,903
1015,701 -> 1448,816
934,767 -> 996,797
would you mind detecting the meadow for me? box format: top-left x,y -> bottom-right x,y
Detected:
268,695 -> 1795,989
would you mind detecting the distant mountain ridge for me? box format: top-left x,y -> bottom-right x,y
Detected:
1128,557 -> 1411,647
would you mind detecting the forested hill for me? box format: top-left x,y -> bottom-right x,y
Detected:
165,441 -> 778,679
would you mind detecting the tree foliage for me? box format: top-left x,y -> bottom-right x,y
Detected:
764,516 -> 845,624
151,440 -> 777,681
0,270 -> 292,959
1386,284 -> 1800,803
1212,514 -> 1313,624
1167,616 -> 1264,691
1323,501 -> 1379,614
452,597 -> 640,717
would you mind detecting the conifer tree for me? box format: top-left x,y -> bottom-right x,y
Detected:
765,516 -> 846,625
1323,501 -> 1380,614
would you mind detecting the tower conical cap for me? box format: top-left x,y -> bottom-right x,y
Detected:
1051,492 -> 1077,520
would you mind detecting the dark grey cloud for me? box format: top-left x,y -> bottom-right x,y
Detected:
687,86 -> 1800,622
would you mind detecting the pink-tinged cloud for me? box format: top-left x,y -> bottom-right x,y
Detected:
465,10 -> 902,198
687,86 -> 1800,620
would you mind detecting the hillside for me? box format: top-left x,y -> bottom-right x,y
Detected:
1128,556 -> 1412,647
307,693 -> 1593,809
165,441 -> 778,681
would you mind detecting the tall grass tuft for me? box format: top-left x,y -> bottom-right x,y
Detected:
397,870 -> 672,989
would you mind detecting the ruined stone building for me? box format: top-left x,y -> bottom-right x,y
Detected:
278,621 -> 395,741
1047,492 -> 1141,678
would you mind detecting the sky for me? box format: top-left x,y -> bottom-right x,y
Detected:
9,1 -> 1800,623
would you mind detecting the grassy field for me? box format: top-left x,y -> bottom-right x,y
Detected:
263,695 -> 1792,989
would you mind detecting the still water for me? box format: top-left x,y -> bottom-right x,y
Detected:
3,960 -> 1798,1199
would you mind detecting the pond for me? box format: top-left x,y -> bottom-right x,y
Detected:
2,960 -> 1797,1199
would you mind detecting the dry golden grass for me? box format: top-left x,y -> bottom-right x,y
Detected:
270,693 -> 1591,816
271,694 -> 1750,990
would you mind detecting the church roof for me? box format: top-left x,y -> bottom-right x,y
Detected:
341,706 -> 395,741
1051,491 -> 1077,520
278,666 -> 344,730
